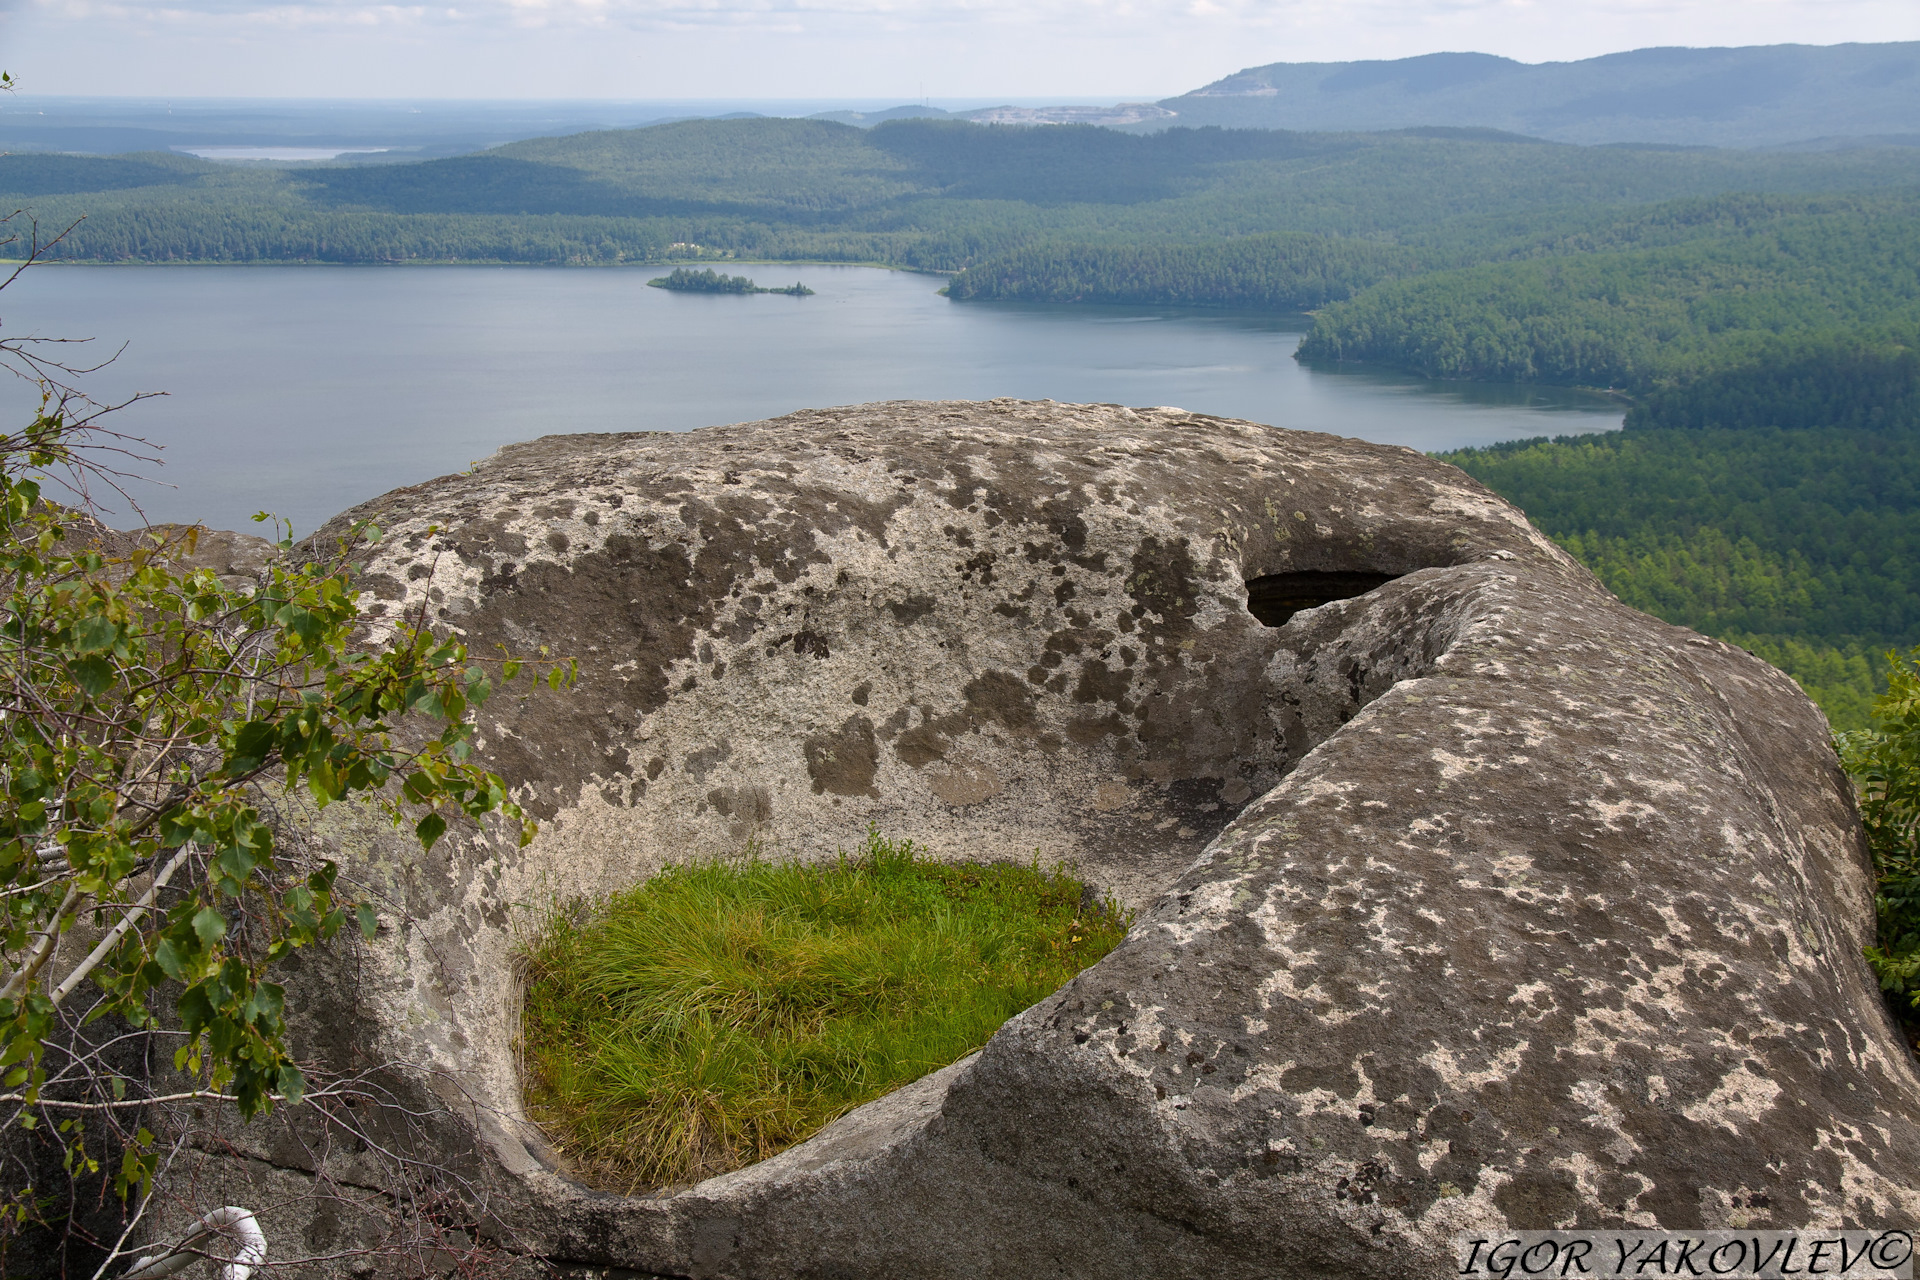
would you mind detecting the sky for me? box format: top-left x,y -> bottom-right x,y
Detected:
3,0 -> 1917,101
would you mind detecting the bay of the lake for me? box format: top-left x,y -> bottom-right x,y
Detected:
5,264 -> 1622,535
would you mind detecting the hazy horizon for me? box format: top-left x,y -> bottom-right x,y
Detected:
5,2 -> 1916,102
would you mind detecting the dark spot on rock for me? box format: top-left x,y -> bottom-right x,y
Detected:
805,714 -> 880,797
1494,1172 -> 1582,1229
548,531 -> 570,554
361,573 -> 406,601
894,718 -> 951,767
1126,536 -> 1201,635
683,742 -> 731,780
1073,659 -> 1133,708
1066,712 -> 1126,745
851,682 -> 872,706
794,630 -> 831,660
888,595 -> 937,624
707,785 -> 773,822
646,756 -> 665,780
963,670 -> 1037,732
406,564 -> 431,581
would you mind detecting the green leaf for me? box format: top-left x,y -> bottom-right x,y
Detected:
71,615 -> 118,654
175,983 -> 214,1033
225,719 -> 279,775
191,906 -> 227,949
356,903 -> 378,940
150,939 -> 188,983
66,655 -> 114,698
415,812 -> 447,852
307,757 -> 339,805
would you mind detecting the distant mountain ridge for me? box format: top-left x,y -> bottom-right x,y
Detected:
1158,43 -> 1920,147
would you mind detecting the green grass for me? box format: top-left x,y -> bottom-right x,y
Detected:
517,830 -> 1130,1193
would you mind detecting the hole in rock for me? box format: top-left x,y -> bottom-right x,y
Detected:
1244,571 -> 1401,628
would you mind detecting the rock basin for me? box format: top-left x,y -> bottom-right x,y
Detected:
181,400 -> 1917,1278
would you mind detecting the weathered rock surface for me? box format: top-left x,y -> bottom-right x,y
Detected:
187,400 -> 1917,1277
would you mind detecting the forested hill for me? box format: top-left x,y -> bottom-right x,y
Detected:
1162,43 -> 1920,148
1294,195 -> 1920,387
12,117 -> 1920,272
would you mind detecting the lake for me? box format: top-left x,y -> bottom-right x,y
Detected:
3,264 -> 1622,535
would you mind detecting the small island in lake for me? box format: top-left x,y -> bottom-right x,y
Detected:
648,267 -> 814,296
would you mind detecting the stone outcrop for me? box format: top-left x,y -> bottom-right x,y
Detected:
181,400 -> 1916,1277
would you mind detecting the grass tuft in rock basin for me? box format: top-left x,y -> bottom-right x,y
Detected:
517,829 -> 1130,1193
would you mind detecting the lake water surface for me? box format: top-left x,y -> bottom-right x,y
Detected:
5,264 -> 1622,534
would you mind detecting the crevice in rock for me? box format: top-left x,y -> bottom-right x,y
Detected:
1244,571 -> 1401,627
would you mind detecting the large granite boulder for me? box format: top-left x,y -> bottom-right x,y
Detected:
185,400 -> 1916,1277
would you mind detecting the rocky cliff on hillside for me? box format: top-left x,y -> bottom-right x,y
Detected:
168,400 -> 1915,1278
